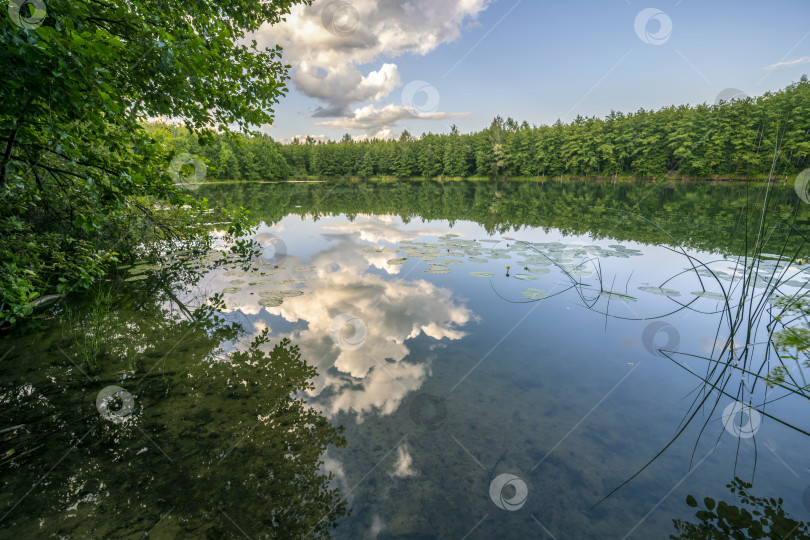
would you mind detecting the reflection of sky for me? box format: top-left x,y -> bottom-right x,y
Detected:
191,213 -> 810,537
201,214 -> 810,433
210,215 -> 478,422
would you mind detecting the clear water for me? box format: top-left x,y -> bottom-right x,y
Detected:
2,180 -> 810,539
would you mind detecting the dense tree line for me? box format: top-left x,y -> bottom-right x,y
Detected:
148,76 -> 810,180
160,77 -> 809,181
292,77 -> 810,179
147,123 -> 291,182
284,77 -> 809,179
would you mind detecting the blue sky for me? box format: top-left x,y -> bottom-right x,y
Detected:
257,0 -> 810,142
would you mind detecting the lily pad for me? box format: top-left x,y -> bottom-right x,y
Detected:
599,291 -> 637,302
521,288 -> 548,300
222,287 -> 241,294
468,257 -> 489,264
387,258 -> 408,265
469,272 -> 495,278
425,265 -> 451,274
258,297 -> 284,307
124,275 -> 149,282
692,291 -> 726,301
512,273 -> 538,281
638,286 -> 681,297
277,290 -> 304,298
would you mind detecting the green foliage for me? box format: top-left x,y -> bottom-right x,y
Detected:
672,478 -> 810,539
1,0 -> 306,328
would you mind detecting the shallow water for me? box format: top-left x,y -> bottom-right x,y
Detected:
2,180 -> 810,538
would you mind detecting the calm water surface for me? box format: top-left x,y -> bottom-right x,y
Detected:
2,180 -> 810,538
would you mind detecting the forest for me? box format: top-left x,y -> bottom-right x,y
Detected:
156,76 -> 810,182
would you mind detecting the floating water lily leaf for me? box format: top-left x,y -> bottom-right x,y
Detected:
638,286 -> 681,297
387,258 -> 408,265
441,258 -> 463,265
527,267 -> 551,274
425,265 -> 451,274
258,297 -> 284,307
222,287 -> 241,294
295,266 -> 316,272
479,239 -> 500,243
599,291 -> 637,302
277,290 -> 304,297
521,288 -> 548,300
469,272 -> 494,278
124,274 -> 149,282
248,281 -> 271,286
692,291 -> 726,301
468,257 -> 489,264
229,279 -> 246,285
513,273 -> 538,281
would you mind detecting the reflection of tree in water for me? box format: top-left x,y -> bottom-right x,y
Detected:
672,478 -> 810,539
0,277 -> 348,538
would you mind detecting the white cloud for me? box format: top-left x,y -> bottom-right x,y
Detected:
256,0 -> 490,135
314,103 -> 469,136
765,56 -> 810,70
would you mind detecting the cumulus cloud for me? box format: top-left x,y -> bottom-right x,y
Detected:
256,0 -> 490,135
314,104 -> 469,134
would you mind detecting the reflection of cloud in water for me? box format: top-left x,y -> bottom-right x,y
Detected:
324,215 -> 449,245
224,217 -> 475,422
390,444 -> 418,478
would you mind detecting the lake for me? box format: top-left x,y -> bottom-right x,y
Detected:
2,179 -> 810,538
